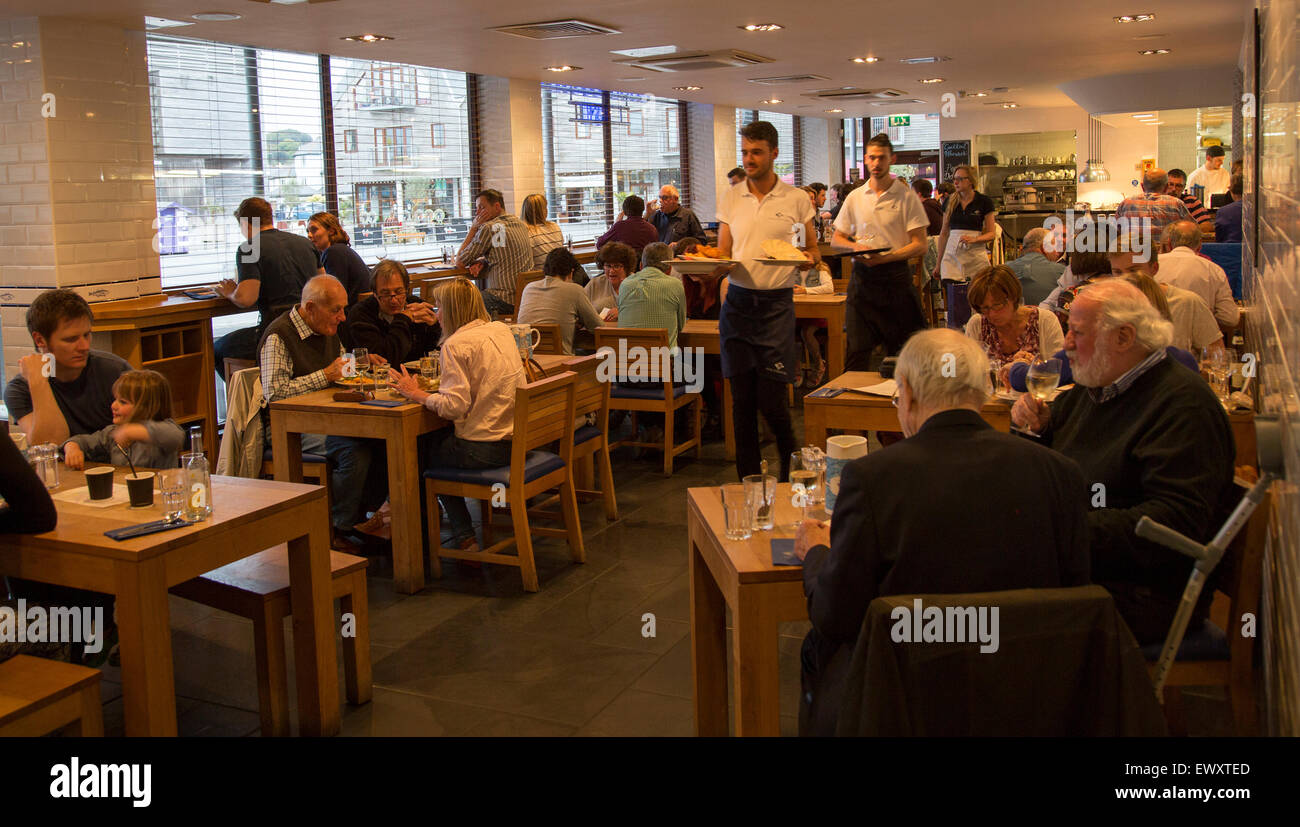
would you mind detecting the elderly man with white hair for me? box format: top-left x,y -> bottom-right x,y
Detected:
795,327 -> 1090,735
1157,220 -> 1239,332
259,274 -> 388,549
1012,279 -> 1236,645
646,184 -> 704,245
1007,226 -> 1066,306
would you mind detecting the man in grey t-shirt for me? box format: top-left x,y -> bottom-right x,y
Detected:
3,289 -> 130,445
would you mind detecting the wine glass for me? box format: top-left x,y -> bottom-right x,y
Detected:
351,347 -> 369,391
1026,357 -> 1062,402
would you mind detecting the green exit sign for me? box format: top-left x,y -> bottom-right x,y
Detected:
888,115 -> 911,127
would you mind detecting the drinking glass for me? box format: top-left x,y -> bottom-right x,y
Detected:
720,484 -> 753,541
1201,347 -> 1235,405
420,352 -> 439,382
1026,357 -> 1062,402
351,347 -> 369,380
159,468 -> 187,522
789,451 -> 819,528
800,446 -> 826,505
372,364 -> 389,391
744,474 -> 776,531
29,443 -> 59,489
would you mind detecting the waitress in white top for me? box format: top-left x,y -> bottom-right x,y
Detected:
716,120 -> 819,481
933,164 -> 998,329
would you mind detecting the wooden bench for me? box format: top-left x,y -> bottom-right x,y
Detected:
170,544 -> 371,736
0,654 -> 104,736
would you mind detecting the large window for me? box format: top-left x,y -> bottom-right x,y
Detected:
542,83 -> 683,243
736,109 -> 801,185
147,36 -> 325,287
146,36 -> 473,288
331,58 -> 472,262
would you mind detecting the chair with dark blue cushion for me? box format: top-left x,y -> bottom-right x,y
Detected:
594,327 -> 702,477
1144,480 -> 1267,735
1201,243 -> 1243,301
528,355 -> 617,521
421,370 -> 583,592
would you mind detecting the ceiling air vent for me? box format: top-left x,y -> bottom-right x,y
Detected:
618,50 -> 773,72
748,74 -> 830,85
803,87 -> 907,100
489,19 -> 622,39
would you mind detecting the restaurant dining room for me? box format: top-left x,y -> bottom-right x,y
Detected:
0,0 -> 1295,808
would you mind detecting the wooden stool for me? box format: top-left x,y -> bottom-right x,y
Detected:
170,544 -> 371,737
0,654 -> 104,736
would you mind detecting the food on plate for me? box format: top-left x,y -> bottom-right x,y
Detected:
760,239 -> 809,260
681,245 -> 725,260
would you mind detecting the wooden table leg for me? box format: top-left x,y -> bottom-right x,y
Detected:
271,410 -> 305,483
286,497 -> 341,736
826,309 -> 845,380
690,538 -> 728,736
804,403 -> 829,449
723,379 -> 735,462
733,587 -> 782,736
388,417 -> 425,594
115,557 -> 177,736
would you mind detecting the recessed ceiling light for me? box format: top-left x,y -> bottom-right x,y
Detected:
918,78 -> 944,84
1132,113 -> 1157,119
1147,121 -> 1164,125
825,108 -> 844,113
192,12 -> 242,22
760,98 -> 783,104
1138,48 -> 1170,55
741,24 -> 784,32
1114,13 -> 1156,23
545,65 -> 582,72
1002,102 -> 1018,109
850,56 -> 880,64
341,33 -> 393,43
672,85 -> 702,92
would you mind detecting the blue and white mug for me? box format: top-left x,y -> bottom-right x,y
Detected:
824,435 -> 868,513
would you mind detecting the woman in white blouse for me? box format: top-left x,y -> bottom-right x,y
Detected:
392,277 -> 525,549
963,265 -> 1064,387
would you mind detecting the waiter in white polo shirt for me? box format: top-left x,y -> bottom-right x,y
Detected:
717,120 -> 820,481
832,133 -> 929,372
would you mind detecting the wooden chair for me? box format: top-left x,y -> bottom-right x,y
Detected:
593,327 -> 702,477
228,368 -> 334,513
170,544 -> 371,737
0,655 -> 103,736
513,269 -> 544,314
422,371 -> 584,592
1145,482 -> 1269,735
560,355 -> 617,520
531,323 -> 565,355
223,357 -> 255,387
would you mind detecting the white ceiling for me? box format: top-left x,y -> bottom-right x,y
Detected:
4,0 -> 1250,117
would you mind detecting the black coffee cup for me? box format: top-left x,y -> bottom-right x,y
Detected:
85,466 -> 115,500
125,472 -> 155,508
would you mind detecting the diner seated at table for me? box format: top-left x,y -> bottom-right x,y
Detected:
1108,247 -> 1224,357
1006,227 -> 1066,307
259,275 -> 388,551
1011,279 -> 1236,645
391,278 -> 526,551
522,193 -> 566,271
214,196 -> 324,378
61,369 -> 185,471
596,195 -> 659,254
794,261 -> 834,388
964,265 -> 1064,381
1214,173 -> 1244,243
516,248 -> 603,355
4,288 -> 131,445
1040,251 -> 1113,322
307,211 -> 370,306
455,188 -> 532,318
1007,269 -> 1199,391
1155,221 -> 1240,332
794,328 -> 1090,736
340,259 -> 441,365
586,242 -> 637,320
617,243 -> 687,349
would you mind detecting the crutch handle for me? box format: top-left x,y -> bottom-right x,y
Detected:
1135,516 -> 1205,560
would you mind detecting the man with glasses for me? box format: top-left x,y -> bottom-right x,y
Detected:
832,133 -> 930,371
341,260 -> 441,365
646,184 -> 704,245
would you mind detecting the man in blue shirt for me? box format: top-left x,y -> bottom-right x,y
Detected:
1007,227 -> 1067,306
1214,174 -> 1244,244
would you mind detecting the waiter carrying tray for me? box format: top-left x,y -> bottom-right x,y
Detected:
831,133 -> 929,372
717,120 -> 820,480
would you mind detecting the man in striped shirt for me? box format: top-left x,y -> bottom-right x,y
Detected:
456,188 -> 532,317
1166,169 -> 1214,235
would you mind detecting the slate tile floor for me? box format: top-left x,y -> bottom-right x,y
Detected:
92,409 -> 1236,737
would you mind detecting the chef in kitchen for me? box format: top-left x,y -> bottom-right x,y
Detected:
933,163 -> 998,329
716,119 -> 819,482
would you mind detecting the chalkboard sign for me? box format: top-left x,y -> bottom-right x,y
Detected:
941,140 -> 971,181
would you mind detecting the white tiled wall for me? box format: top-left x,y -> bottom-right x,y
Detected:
0,17 -> 161,388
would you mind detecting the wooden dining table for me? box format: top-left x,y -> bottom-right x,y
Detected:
269,353 -> 572,595
0,468 -> 339,736
688,484 -> 807,736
